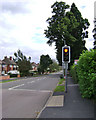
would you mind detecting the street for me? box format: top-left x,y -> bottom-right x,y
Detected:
1,72 -> 61,118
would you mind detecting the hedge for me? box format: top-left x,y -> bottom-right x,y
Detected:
70,64 -> 78,83
77,49 -> 96,99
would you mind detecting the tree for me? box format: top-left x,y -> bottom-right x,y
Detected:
44,1 -> 90,65
14,50 -> 32,76
49,60 -> 60,72
39,54 -> 53,74
93,18 -> 96,49
70,3 -> 90,62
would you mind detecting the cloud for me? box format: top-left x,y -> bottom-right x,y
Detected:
1,0 -> 31,14
0,0 -> 95,63
85,38 -> 94,50
21,43 -> 56,63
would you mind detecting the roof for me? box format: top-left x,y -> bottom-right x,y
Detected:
32,62 -> 39,67
3,58 -> 16,65
0,60 -> 6,64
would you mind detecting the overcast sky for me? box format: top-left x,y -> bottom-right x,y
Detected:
0,0 -> 95,63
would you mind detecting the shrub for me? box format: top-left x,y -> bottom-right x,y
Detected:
70,64 -> 78,83
77,49 -> 96,99
20,70 -> 31,77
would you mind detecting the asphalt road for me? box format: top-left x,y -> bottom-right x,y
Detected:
1,72 -> 61,118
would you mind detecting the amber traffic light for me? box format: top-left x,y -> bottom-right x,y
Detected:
62,46 -> 70,62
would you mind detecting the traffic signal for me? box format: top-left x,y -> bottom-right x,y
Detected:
62,46 -> 70,62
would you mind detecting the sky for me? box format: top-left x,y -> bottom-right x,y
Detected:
0,0 -> 96,63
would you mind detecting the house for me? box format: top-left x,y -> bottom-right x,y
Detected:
2,56 -> 18,74
31,62 -> 39,71
0,60 -> 10,80
0,56 -> 20,80
0,60 -> 7,75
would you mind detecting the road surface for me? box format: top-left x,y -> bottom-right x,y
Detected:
1,72 -> 61,118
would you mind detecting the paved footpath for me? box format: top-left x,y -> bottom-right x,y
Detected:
38,76 -> 95,120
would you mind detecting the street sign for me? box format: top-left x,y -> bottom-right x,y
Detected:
62,45 -> 70,63
62,62 -> 68,69
74,59 -> 79,65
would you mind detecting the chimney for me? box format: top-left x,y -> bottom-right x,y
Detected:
4,56 -> 7,59
10,56 -> 12,60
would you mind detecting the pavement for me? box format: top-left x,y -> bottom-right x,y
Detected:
38,76 -> 96,120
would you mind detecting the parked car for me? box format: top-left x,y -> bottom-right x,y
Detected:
7,70 -> 20,75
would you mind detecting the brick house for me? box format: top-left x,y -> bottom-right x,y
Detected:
2,56 -> 18,74
31,62 -> 39,71
0,60 -> 10,80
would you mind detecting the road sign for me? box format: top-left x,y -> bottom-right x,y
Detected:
74,59 -> 79,65
62,62 -> 68,69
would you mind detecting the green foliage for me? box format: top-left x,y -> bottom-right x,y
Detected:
39,54 -> 53,74
49,60 -> 60,72
70,64 -> 78,83
54,86 -> 64,92
54,78 -> 65,92
14,50 -> 32,76
93,19 -> 96,49
77,50 -> 96,99
44,1 -> 90,65
1,79 -> 17,83
58,78 -> 65,85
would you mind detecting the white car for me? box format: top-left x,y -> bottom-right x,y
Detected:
7,70 -> 20,74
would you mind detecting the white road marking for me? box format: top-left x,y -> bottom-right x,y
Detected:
36,77 -> 46,81
27,81 -> 35,84
27,78 -> 46,83
8,84 -> 24,90
8,88 -> 52,93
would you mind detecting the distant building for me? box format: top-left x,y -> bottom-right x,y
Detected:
31,62 -> 39,71
1,60 -> 7,75
74,59 -> 79,65
2,56 -> 18,74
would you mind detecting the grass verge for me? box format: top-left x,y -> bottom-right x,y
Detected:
54,78 -> 65,92
58,78 -> 65,85
0,79 -> 17,83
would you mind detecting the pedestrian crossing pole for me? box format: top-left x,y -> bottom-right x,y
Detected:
65,62 -> 68,93
62,45 -> 70,93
